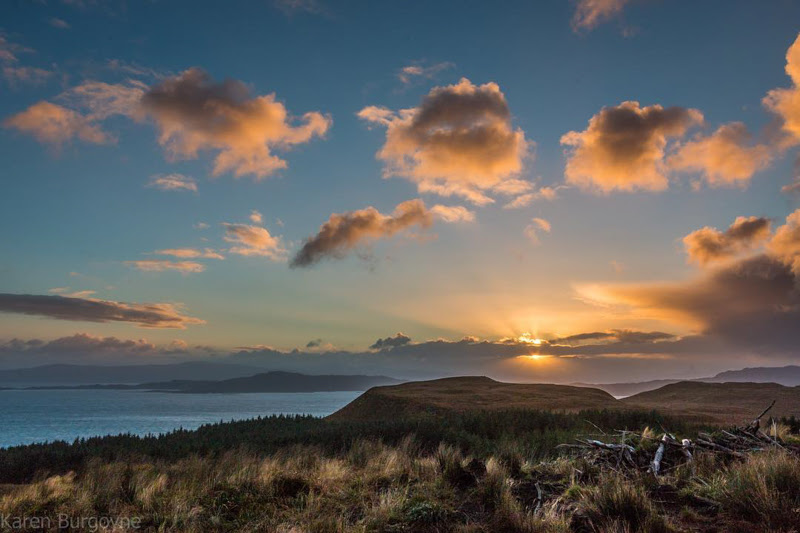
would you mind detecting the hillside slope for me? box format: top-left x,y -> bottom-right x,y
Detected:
328,376 -> 623,421
623,381 -> 800,424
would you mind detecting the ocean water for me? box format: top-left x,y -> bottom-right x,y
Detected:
0,389 -> 362,448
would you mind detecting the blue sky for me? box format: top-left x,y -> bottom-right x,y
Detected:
2,0 -> 800,382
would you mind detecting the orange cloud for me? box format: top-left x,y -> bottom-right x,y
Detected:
3,101 -> 111,146
503,186 -> 559,209
358,78 -> 531,205
683,216 -> 771,265
154,248 -> 225,260
7,69 -> 330,180
763,33 -> 800,147
768,208 -> 800,274
524,217 -> 551,245
0,293 -> 204,329
571,0 -> 630,31
141,68 -> 331,179
125,260 -> 206,273
223,223 -> 286,260
291,199 -> 436,267
561,101 -> 703,193
429,204 -> 475,223
669,122 -> 772,187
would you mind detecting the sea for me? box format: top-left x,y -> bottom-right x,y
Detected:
0,389 -> 361,448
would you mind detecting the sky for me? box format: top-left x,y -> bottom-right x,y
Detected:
2,0 -> 800,383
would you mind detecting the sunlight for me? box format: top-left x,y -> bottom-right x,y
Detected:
517,332 -> 545,345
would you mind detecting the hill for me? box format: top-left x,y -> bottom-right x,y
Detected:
622,381 -> 800,424
328,376 -> 623,421
136,371 -> 401,393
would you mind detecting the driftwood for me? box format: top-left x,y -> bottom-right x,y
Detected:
561,400 -> 796,477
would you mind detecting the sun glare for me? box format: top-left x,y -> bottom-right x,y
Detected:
517,332 -> 544,345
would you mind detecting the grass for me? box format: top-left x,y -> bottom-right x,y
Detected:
2,435 -> 799,532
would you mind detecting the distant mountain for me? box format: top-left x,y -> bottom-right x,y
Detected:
329,376 -> 621,421
133,371 -> 401,393
0,362 -> 264,385
706,366 -> 800,386
578,365 -> 800,397
22,371 -> 402,393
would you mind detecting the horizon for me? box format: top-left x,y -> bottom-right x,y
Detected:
3,0 -> 800,384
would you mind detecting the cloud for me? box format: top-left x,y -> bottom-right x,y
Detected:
154,248 -> 224,260
561,101 -> 703,193
370,332 -> 412,350
227,330 -> 723,383
397,61 -> 455,85
571,0 -> 630,31
146,173 -> 197,192
767,208 -> 800,274
223,223 -> 287,260
140,68 -> 331,179
0,293 -> 204,329
48,17 -> 70,29
524,217 -> 551,245
763,33 -> 800,147
503,186 -> 558,209
249,210 -> 263,224
429,204 -> 475,223
358,78 -> 531,205
65,79 -> 147,120
574,208 -> 800,356
48,287 -> 96,298
782,180 -> 800,195
669,122 -> 773,187
0,35 -> 32,64
3,66 -> 54,86
125,260 -> 206,273
290,199 -> 435,268
683,216 -> 772,265
579,254 -> 800,353
3,101 -> 111,146
194,222 -> 209,230
8,69 -> 330,179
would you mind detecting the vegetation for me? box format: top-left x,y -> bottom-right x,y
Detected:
0,409 -> 683,484
2,427 -> 800,532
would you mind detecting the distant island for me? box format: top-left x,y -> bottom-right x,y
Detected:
18,371 -> 402,393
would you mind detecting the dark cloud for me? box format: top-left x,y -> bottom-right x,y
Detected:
683,216 -> 772,265
0,293 -> 204,329
306,338 -> 322,348
291,199 -> 434,268
561,101 -> 703,192
0,333 -> 205,368
359,78 -> 531,205
370,332 -> 412,350
585,254 -> 800,354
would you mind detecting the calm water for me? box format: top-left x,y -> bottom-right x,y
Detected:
0,389 -> 361,448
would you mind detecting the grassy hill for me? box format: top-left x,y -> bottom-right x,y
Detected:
328,376 -> 623,421
622,381 -> 800,424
